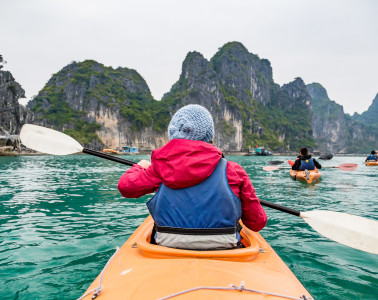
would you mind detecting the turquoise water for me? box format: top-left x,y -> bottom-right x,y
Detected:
0,154 -> 377,299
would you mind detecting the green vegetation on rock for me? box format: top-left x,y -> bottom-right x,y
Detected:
28,60 -> 155,146
26,42 -> 374,153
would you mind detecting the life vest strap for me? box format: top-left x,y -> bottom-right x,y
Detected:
155,223 -> 242,236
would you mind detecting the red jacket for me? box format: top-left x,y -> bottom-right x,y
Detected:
118,139 -> 267,232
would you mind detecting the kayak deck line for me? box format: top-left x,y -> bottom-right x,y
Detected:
77,247 -> 121,300
158,282 -> 313,300
80,216 -> 313,299
80,265 -> 313,300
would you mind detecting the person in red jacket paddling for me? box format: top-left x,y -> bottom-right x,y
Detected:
118,104 -> 267,250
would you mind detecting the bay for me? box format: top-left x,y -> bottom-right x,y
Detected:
0,154 -> 377,299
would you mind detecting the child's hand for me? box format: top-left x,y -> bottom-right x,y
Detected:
137,159 -> 151,169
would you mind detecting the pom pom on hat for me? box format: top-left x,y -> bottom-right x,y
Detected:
168,104 -> 214,143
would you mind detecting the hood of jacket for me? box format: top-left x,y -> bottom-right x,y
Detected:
151,139 -> 223,189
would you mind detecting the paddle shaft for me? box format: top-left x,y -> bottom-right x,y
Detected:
82,149 -> 301,217
260,200 -> 300,216
83,148 -> 135,166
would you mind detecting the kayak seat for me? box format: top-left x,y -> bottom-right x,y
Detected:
148,222 -> 244,249
137,217 -> 259,262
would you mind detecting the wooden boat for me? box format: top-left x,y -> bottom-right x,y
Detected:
290,169 -> 321,184
102,149 -> 120,154
80,216 -> 312,300
365,161 -> 378,166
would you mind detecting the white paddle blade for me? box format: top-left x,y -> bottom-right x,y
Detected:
20,124 -> 84,155
263,166 -> 279,171
300,210 -> 378,254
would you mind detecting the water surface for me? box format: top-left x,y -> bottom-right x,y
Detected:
0,155 -> 377,299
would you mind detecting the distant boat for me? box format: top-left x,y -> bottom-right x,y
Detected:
102,148 -> 120,154
254,146 -> 272,156
319,153 -> 333,160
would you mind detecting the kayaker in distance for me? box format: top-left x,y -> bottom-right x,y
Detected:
365,150 -> 377,162
291,147 -> 322,171
118,104 -> 267,250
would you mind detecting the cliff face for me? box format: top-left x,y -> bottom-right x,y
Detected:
308,83 -> 377,153
353,93 -> 378,127
27,60 -> 167,150
308,83 -> 348,153
26,43 -> 316,151
0,70 -> 33,136
3,43 -> 375,153
162,42 -> 315,151
161,50 -> 246,150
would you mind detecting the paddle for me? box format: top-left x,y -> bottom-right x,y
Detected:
20,124 -> 135,166
20,124 -> 378,254
263,166 -> 291,171
263,163 -> 358,172
260,200 -> 378,254
267,160 -> 284,165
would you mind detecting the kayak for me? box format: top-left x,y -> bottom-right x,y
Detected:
290,169 -> 321,184
365,161 -> 378,166
80,216 -> 313,300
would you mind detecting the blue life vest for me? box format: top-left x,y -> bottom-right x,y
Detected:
367,154 -> 377,161
299,158 -> 315,170
146,158 -> 242,250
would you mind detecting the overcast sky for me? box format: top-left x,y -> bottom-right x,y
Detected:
1,0 -> 377,114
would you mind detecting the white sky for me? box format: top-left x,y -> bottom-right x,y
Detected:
1,0 -> 377,114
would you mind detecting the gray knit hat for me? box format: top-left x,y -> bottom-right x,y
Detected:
168,104 -> 214,142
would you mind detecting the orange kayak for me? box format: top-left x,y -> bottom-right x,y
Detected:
80,216 -> 312,300
365,161 -> 378,166
290,169 -> 321,184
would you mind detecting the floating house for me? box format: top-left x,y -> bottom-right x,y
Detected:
121,146 -> 139,154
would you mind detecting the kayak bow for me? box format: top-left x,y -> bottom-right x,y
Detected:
80,216 -> 312,300
290,169 -> 321,184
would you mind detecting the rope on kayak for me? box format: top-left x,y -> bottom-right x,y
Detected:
158,281 -> 313,300
77,247 -> 120,300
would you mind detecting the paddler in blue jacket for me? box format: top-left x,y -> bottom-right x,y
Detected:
365,150 -> 377,162
291,147 -> 322,171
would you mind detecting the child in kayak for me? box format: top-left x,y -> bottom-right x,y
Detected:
118,104 -> 267,250
291,147 -> 322,171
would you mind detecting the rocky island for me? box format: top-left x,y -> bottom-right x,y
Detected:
1,43 -> 377,154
